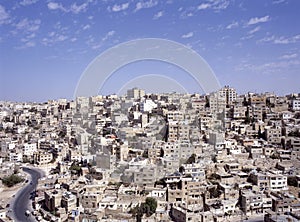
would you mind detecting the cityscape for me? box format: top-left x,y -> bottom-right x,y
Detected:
0,86 -> 300,221
1,0 -> 300,222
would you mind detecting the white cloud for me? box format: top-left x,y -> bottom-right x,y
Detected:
17,41 -> 36,49
70,2 -> 88,14
0,5 -> 10,25
47,2 -> 66,12
21,33 -> 35,41
248,26 -> 260,35
235,59 -> 300,74
181,32 -> 193,39
42,32 -> 68,46
91,31 -> 116,50
102,30 -> 115,41
56,35 -> 68,41
153,11 -> 163,19
262,60 -> 300,69
258,34 -> 300,44
198,3 -> 210,10
20,0 -> 38,6
16,32 -> 36,49
247,15 -> 270,25
280,53 -> 298,60
257,35 -> 275,43
48,31 -> 55,37
274,35 -> 300,44
135,0 -> 158,12
241,35 -> 254,41
110,2 -> 129,12
92,44 -> 101,50
226,21 -> 238,29
17,31 -> 37,49
197,0 -> 230,12
15,18 -> 41,32
82,24 -> 90,30
274,38 -> 290,44
213,0 -> 230,11
48,1 -> 89,14
273,0 -> 286,4
25,41 -> 35,47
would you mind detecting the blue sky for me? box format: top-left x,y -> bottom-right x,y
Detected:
0,0 -> 299,102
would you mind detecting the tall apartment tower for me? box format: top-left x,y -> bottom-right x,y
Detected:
218,85 -> 237,106
126,88 -> 145,100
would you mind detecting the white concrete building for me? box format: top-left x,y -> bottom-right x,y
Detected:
140,99 -> 157,112
23,142 -> 37,156
292,98 -> 300,111
218,85 -> 237,105
269,174 -> 288,191
126,88 -> 145,100
180,163 -> 205,181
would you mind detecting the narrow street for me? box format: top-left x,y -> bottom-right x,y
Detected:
9,167 -> 43,222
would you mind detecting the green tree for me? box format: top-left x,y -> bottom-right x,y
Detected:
1,174 -> 24,187
179,166 -> 185,173
270,151 -> 280,159
294,112 -> 300,119
288,176 -> 298,187
129,205 -> 140,219
142,149 -> 149,158
160,147 -> 164,157
208,186 -> 222,198
69,162 -> 82,175
288,130 -> 300,138
145,197 -> 157,216
130,197 -> 157,219
154,178 -> 166,187
185,154 -> 196,164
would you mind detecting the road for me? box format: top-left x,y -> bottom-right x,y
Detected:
10,167 -> 43,222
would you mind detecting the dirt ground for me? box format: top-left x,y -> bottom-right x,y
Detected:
0,172 -> 29,209
288,185 -> 300,198
0,182 -> 26,208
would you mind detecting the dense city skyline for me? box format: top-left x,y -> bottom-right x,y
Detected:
1,0 -> 300,102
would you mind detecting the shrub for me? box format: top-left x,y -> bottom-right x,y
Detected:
1,174 -> 24,187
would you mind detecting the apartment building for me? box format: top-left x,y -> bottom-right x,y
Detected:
44,189 -> 63,212
265,126 -> 282,144
250,172 -> 287,191
61,192 -> 77,213
180,163 -> 206,181
23,142 -> 37,156
126,88 -> 145,100
209,92 -> 226,113
218,86 -> 237,106
241,190 -> 272,214
269,174 -> 288,191
271,191 -> 299,213
80,192 -> 102,209
292,98 -> 300,111
33,151 -> 53,165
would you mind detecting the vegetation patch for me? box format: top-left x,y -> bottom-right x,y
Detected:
1,174 -> 24,187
